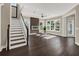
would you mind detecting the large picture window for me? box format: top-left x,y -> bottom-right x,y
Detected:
55,20 -> 60,31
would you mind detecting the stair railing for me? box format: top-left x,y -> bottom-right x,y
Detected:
7,24 -> 10,51
20,13 -> 29,46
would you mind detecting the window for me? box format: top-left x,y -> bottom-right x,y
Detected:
40,22 -> 43,30
55,21 -> 60,31
11,3 -> 17,6
11,3 -> 17,18
51,21 -> 54,30
46,21 -> 51,30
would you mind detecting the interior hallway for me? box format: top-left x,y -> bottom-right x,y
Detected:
0,34 -> 79,56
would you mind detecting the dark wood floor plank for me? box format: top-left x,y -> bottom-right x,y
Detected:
0,35 -> 79,56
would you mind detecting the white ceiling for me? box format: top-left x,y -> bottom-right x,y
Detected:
19,3 -> 77,19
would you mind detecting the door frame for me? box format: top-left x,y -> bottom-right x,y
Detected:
66,14 -> 75,37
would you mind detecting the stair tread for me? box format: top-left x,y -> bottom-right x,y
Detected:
10,26 -> 21,27
10,26 -> 22,28
10,39 -> 26,44
10,35 -> 24,38
10,28 -> 22,29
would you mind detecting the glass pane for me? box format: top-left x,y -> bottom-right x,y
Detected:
69,24 -> 72,34
40,23 -> 43,30
51,21 -> 54,25
47,26 -> 50,30
51,21 -> 54,30
55,21 -> 60,31
51,26 -> 54,30
47,21 -> 50,25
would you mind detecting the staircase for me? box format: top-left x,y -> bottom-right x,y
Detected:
9,18 -> 27,49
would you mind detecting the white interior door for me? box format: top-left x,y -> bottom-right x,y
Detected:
67,15 -> 75,37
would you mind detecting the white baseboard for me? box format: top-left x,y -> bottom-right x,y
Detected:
75,42 -> 79,46
30,33 -> 36,35
0,45 -> 6,52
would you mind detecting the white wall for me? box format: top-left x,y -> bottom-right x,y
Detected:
75,5 -> 79,45
12,7 -> 16,17
61,17 -> 67,37
0,4 -> 4,52
1,3 -> 11,51
62,9 -> 76,37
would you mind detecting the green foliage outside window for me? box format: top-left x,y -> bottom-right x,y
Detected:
51,21 -> 54,30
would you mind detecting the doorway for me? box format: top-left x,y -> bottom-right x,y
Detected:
66,15 -> 75,37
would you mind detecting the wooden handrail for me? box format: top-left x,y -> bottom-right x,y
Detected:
7,24 -> 10,51
21,13 -> 29,46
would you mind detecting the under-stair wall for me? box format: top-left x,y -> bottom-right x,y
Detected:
1,3 -> 11,51
0,4 -> 4,52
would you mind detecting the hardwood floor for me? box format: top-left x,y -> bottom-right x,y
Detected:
0,35 -> 79,56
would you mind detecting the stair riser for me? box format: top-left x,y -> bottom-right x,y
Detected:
10,37 -> 25,40
10,35 -> 24,38
10,30 -> 23,32
9,43 -> 26,49
10,34 -> 24,36
10,32 -> 23,34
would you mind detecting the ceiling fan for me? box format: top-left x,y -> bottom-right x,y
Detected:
41,13 -> 47,18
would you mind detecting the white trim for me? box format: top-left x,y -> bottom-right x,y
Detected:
30,33 -> 36,35
32,26 -> 39,30
0,4 -> 4,52
0,48 -> 2,52
0,4 -> 4,6
75,42 -> 79,46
